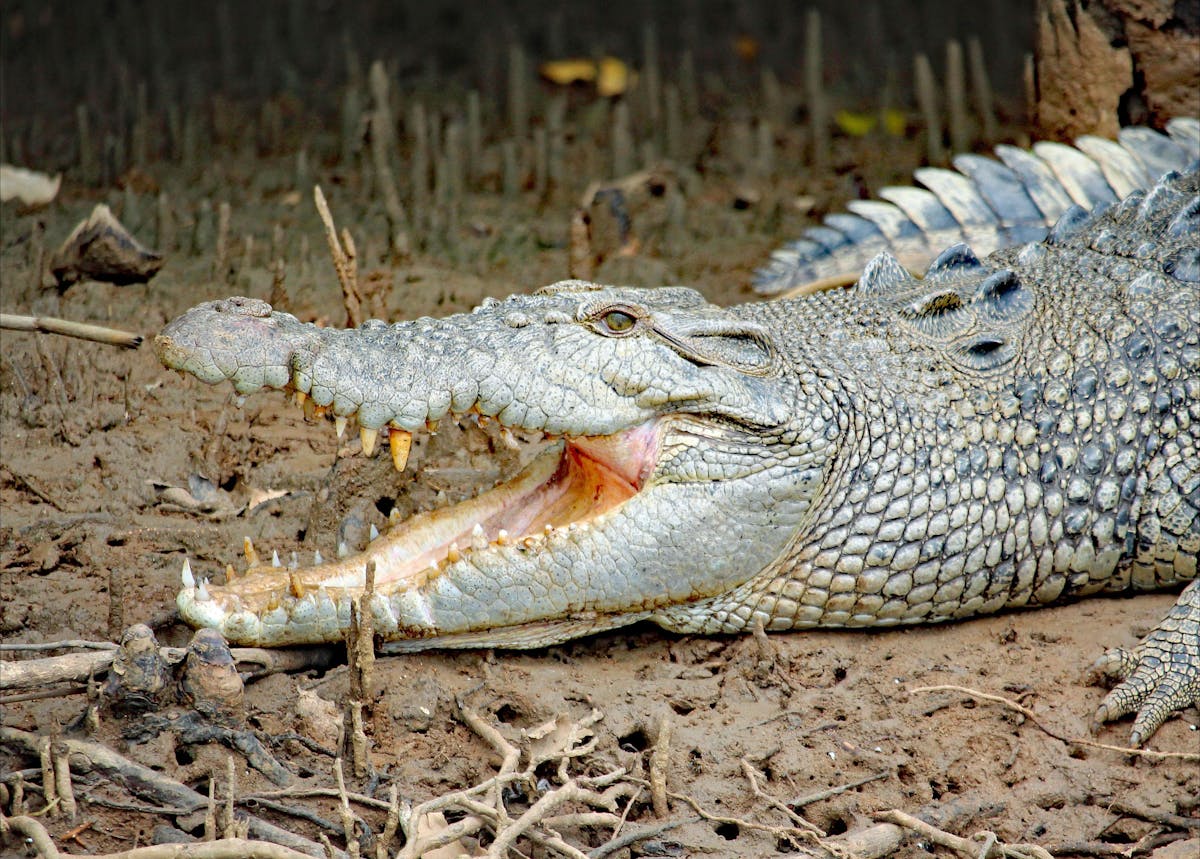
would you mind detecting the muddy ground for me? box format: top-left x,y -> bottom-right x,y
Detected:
2,68 -> 1198,859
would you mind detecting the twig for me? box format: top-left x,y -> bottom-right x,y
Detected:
740,759 -> 823,835
0,643 -> 334,691
0,684 -> 88,705
588,816 -> 697,858
875,809 -> 1053,859
649,712 -> 671,818
788,770 -> 891,808
1,313 -> 143,349
456,697 -> 522,812
0,816 -> 323,859
908,685 -> 1199,762
312,185 -> 362,327
0,727 -> 338,858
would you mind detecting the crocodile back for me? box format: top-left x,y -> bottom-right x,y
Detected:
678,169 -> 1198,634
754,118 -> 1200,298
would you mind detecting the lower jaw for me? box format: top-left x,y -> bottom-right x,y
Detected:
181,421 -> 662,616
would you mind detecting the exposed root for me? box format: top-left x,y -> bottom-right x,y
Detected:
908,684 -> 1199,762
875,809 -> 1053,859
1,815 -> 320,859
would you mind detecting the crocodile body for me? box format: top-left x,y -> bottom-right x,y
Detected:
157,143 -> 1200,744
755,118 -> 1200,295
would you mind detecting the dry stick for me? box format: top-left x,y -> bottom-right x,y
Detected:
908,685 -> 1199,762
788,770 -> 890,808
805,9 -> 828,171
456,699 -> 521,813
466,90 -> 483,188
367,60 -> 410,259
223,756 -> 237,838
0,644 -> 333,692
214,201 -> 231,283
876,809 -> 1053,859
312,186 -> 363,327
38,734 -> 58,818
0,817 -> 322,859
0,314 -> 142,349
740,759 -> 823,836
507,43 -> 529,140
945,39 -> 969,154
375,785 -> 400,859
0,726 -> 340,858
648,712 -> 671,818
587,816 -> 697,859
914,53 -> 944,164
967,36 -> 998,143
333,758 -> 361,859
611,101 -> 633,178
53,740 -> 78,820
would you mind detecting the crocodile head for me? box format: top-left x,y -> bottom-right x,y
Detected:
155,281 -> 828,647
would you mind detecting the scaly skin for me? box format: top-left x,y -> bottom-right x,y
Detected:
157,167 -> 1200,745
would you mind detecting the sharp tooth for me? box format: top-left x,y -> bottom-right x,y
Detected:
225,563 -> 237,581
337,541 -> 349,559
389,430 -> 412,471
294,391 -> 307,407
314,550 -> 324,565
478,415 -> 491,427
544,524 -> 555,534
369,523 -> 380,542
426,419 -> 440,433
181,558 -> 195,588
471,523 -> 487,550
446,543 -> 461,563
497,529 -> 510,545
272,550 -> 282,567
303,397 -> 318,421
361,426 -> 379,457
388,508 -> 402,526
197,578 -> 211,601
335,416 -> 348,438
289,572 -> 304,597
500,427 -> 520,450
244,537 -> 260,566
235,396 -> 246,408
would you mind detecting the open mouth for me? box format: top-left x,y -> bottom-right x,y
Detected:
183,417 -> 666,612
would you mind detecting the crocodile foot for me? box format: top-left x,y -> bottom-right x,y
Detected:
1090,579 -> 1200,747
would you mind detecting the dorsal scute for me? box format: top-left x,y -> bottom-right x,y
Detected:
856,251 -> 914,295
1167,196 -> 1200,239
924,242 -> 985,281
1046,204 -> 1093,245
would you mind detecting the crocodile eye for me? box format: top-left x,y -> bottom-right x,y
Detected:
601,310 -> 637,334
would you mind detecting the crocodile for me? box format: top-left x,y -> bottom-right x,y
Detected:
156,148 -> 1200,746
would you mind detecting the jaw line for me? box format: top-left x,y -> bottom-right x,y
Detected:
178,418 -> 669,622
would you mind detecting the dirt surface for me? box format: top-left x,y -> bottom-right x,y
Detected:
2,8 -> 1198,853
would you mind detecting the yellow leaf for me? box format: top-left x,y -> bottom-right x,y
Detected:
596,56 -> 631,96
834,110 -> 877,137
540,58 -> 598,86
882,108 -> 908,136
